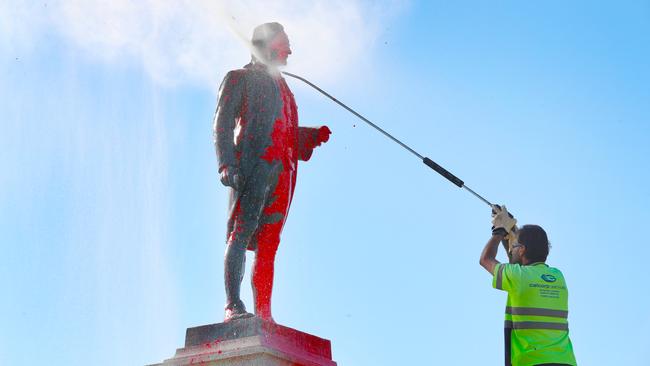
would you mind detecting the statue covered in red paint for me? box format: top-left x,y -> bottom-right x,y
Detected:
213,22 -> 331,322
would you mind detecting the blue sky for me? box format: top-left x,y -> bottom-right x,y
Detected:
1,1 -> 649,365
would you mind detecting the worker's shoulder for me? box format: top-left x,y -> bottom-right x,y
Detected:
497,263 -> 525,279
499,262 -> 523,271
501,262 -> 564,277
523,263 -> 568,281
532,262 -> 564,274
545,264 -> 567,279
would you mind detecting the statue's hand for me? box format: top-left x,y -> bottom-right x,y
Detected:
220,166 -> 242,190
316,126 -> 331,146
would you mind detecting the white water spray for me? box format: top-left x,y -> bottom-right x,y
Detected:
2,0 -> 405,86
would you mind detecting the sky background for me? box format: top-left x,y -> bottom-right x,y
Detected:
1,1 -> 649,365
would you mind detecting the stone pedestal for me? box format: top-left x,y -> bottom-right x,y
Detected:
149,317 -> 336,366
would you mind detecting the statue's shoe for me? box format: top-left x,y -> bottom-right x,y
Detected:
224,300 -> 254,322
224,310 -> 254,322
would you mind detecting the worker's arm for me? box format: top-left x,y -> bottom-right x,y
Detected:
480,205 -> 517,274
480,234 -> 504,274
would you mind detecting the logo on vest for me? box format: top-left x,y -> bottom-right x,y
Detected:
541,274 -> 557,283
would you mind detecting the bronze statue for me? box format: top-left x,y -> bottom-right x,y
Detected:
213,22 -> 331,322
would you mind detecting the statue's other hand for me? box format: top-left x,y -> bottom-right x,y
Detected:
220,166 -> 242,190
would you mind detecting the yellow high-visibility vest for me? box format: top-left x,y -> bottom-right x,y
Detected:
493,262 -> 577,366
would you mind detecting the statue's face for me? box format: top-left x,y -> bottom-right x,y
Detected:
266,31 -> 291,66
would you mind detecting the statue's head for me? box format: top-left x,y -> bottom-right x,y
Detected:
251,22 -> 291,67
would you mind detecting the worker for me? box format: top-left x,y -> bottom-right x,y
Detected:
479,205 -> 577,366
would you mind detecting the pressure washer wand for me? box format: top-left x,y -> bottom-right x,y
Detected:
282,71 -> 493,208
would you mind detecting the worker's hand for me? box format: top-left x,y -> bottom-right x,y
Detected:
491,204 -> 517,237
316,126 -> 331,146
220,165 -> 242,190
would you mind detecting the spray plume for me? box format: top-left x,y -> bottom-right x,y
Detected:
1,1 -> 406,87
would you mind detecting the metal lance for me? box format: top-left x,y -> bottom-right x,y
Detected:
282,71 -> 493,207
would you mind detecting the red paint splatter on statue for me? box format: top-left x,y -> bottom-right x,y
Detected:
260,78 -> 298,166
252,77 -> 301,321
223,69 -> 328,321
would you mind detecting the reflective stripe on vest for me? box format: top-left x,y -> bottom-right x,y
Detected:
496,264 -> 505,290
504,307 -> 569,330
505,306 -> 569,318
504,320 -> 569,331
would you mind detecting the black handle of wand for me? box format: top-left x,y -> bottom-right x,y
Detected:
422,157 -> 464,188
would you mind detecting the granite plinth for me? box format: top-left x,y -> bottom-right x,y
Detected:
149,317 -> 336,366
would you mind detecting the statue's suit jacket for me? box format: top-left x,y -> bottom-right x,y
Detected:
214,63 -> 321,178
214,63 -> 323,250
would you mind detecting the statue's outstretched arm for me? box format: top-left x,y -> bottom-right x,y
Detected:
297,126 -> 331,161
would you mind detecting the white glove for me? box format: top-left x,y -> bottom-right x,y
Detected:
491,204 -> 517,236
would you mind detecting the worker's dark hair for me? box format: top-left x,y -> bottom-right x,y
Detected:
518,224 -> 550,263
251,22 -> 285,50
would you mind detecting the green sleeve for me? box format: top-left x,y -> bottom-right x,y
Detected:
492,263 -> 522,292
